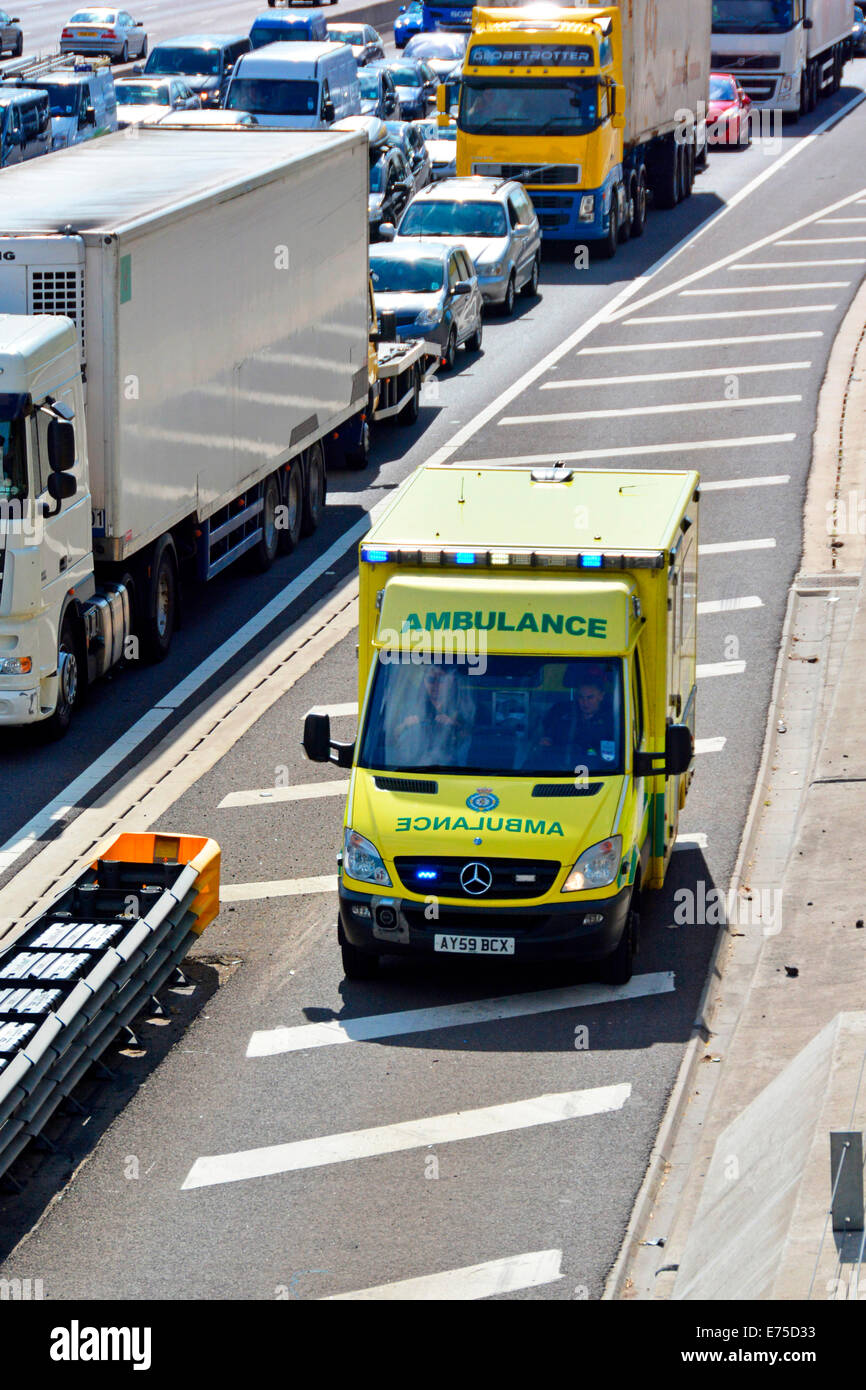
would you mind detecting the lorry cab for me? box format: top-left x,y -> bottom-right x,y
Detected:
224,42 -> 361,128
0,89 -> 51,166
304,464 -> 699,983
249,10 -> 329,48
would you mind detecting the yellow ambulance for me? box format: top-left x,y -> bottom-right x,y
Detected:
303,464 -> 699,982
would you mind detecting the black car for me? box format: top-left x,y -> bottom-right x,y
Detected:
140,34 -> 250,107
368,136 -> 414,239
385,119 -> 432,191
0,9 -> 22,57
358,64 -> 400,119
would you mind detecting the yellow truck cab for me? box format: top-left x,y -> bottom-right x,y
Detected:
303,464 -> 699,982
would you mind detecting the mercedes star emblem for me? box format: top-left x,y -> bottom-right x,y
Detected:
460,861 -> 493,895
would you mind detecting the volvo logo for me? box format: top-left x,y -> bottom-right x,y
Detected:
460,861 -> 493,895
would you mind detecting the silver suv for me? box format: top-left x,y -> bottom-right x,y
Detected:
383,175 -> 541,315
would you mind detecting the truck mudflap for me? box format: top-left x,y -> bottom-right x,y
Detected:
0,831 -> 220,1183
373,339 -> 439,422
338,882 -> 631,963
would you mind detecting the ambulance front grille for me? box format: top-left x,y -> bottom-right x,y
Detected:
394,856 -> 560,898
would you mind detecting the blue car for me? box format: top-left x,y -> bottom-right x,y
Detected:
394,1 -> 426,50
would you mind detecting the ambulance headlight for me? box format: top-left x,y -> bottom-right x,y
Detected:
344,829 -> 392,886
562,835 -> 622,892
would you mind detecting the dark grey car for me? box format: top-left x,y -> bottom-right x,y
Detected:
370,239 -> 483,370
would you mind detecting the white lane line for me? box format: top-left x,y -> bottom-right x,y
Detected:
697,661 -> 747,679
611,172 -> 866,321
246,971 -> 676,1057
624,306 -> 835,324
815,217 -> 866,224
321,702 -> 358,717
700,474 -> 789,491
699,538 -> 776,555
695,737 -> 727,754
498,395 -> 800,426
324,1249 -> 564,1301
679,283 -> 848,294
540,363 -> 810,390
0,517 -> 377,878
181,1084 -> 632,1189
219,780 -> 349,809
221,876 -> 337,901
730,259 -> 866,268
674,832 -> 708,851
697,596 -> 763,614
777,237 -> 866,245
453,435 -> 795,468
578,332 -> 822,354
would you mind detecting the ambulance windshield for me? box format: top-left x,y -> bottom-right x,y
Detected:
359,654 -> 624,776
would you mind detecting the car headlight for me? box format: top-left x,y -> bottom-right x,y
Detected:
0,657 -> 32,676
414,306 -> 441,328
344,829 -> 392,886
579,194 -> 596,221
478,258 -> 504,277
562,835 -> 622,893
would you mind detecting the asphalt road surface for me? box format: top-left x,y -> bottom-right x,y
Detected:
1,37 -> 865,1299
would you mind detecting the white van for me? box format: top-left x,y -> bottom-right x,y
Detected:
19,61 -> 118,151
223,41 -> 360,129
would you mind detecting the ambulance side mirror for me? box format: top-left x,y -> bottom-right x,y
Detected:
303,708 -> 354,767
665,723 -> 693,776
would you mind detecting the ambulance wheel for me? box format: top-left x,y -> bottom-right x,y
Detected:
601,902 -> 639,986
338,923 -> 380,980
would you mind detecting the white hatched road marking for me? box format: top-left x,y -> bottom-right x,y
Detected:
777,237 -> 866,245
324,1249 -> 564,1301
679,283 -> 848,294
697,661 -> 747,679
222,876 -> 337,901
624,306 -> 835,324
815,217 -> 866,224
498,396 -> 800,426
454,436 -> 795,468
219,780 -> 349,809
695,737 -> 727,754
699,538 -> 776,555
247,972 -> 676,1057
674,833 -> 708,851
181,1084 -> 632,1189
541,364 -> 810,389
698,596 -> 763,614
578,332 -> 822,354
700,475 -> 789,491
730,259 -> 866,268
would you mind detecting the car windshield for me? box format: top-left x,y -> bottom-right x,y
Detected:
146,47 -> 221,76
359,656 -> 624,777
249,25 -> 303,49
358,71 -> 380,98
405,35 -> 465,60
328,29 -> 362,45
226,77 -> 319,115
0,416 -> 28,503
711,0 -> 795,35
70,10 -> 116,20
400,199 -> 507,237
116,82 -> 170,105
710,75 -> 738,100
390,66 -> 422,86
370,255 -> 444,292
36,82 -> 80,115
460,77 -> 599,135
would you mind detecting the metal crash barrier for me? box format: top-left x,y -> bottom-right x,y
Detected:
0,832 -> 220,1183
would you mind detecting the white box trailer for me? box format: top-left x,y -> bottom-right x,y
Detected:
0,128 -> 369,734
807,0 -> 855,56
711,0 -> 853,112
615,0 -> 713,147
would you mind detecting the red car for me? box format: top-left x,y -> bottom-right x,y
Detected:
708,72 -> 752,147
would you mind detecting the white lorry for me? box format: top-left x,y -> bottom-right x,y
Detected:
0,126 -> 371,736
711,0 -> 854,115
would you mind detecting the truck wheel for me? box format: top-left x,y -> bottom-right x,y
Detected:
683,144 -> 695,196
338,922 -> 380,980
654,138 -> 678,209
399,366 -> 421,423
140,535 -> 177,662
41,615 -> 83,741
344,416 -> 371,469
251,472 -> 281,572
278,462 -> 304,552
301,441 -> 325,537
618,180 -> 633,242
600,901 -> 639,986
597,197 -> 618,259
631,168 -> 648,237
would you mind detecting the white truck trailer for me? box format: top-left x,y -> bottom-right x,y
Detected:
0,127 -> 370,735
711,0 -> 854,115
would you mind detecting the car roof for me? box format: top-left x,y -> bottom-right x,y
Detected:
327,22 -> 366,33
370,240 -> 452,260
235,41 -> 348,71
151,34 -> 248,48
415,176 -> 509,200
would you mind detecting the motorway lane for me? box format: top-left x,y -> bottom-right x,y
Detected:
2,76 -> 863,879
2,78 -> 866,1299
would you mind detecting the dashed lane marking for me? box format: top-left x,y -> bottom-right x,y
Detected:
324,1249 -> 564,1301
452,436 -> 795,468
221,876 -> 337,901
624,306 -> 836,324
578,332 -> 823,353
697,661 -> 747,679
697,596 -> 763,614
246,972 -> 676,1057
699,475 -> 789,491
679,283 -> 848,294
540,364 -> 810,389
181,1084 -> 632,1189
219,781 -> 349,809
695,737 -> 727,754
729,259 -> 866,268
776,237 -> 866,245
498,396 -> 800,426
699,538 -> 776,554
321,702 -> 358,717
674,833 -> 708,851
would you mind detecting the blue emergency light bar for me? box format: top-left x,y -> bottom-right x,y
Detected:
579,553 -> 603,568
